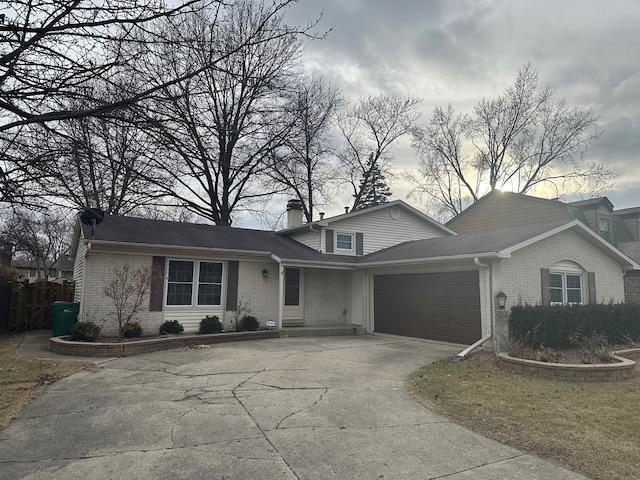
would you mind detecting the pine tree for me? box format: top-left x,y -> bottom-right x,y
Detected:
353,154 -> 392,210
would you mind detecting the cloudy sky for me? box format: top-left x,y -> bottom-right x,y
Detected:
264,0 -> 640,222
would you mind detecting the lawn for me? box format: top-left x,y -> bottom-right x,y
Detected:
0,335 -> 89,429
408,353 -> 640,480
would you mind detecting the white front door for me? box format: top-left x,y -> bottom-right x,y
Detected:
283,267 -> 304,325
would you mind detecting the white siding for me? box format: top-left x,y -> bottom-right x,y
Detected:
324,206 -> 448,254
287,229 -> 320,251
72,240 -> 86,305
498,229 -> 626,308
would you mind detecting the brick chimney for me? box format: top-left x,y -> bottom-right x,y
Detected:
286,199 -> 304,229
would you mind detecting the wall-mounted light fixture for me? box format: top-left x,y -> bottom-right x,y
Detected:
496,291 -> 507,310
262,269 -> 268,278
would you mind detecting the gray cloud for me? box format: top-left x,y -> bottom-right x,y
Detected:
283,0 -> 640,213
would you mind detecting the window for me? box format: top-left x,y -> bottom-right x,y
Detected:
167,260 -> 223,306
550,272 -> 583,305
336,233 -> 353,251
598,217 -> 611,242
197,262 -> 222,306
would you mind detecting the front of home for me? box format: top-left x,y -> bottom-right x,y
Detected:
70,199 -> 639,350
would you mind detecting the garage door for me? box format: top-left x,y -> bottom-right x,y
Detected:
374,271 -> 481,344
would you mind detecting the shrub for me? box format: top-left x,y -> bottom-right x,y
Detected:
69,321 -> 102,342
199,315 -> 223,334
242,315 -> 259,331
159,320 -> 184,335
122,322 -> 143,339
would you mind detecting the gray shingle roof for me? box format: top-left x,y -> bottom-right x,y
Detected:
81,215 -> 353,264
359,220 -> 572,264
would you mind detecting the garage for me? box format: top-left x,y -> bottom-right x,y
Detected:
374,271 -> 481,344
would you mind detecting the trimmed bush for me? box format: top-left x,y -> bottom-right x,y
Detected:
199,315 -> 223,334
122,322 -> 143,338
242,315 -> 259,332
69,321 -> 102,342
509,304 -> 640,348
159,320 -> 184,335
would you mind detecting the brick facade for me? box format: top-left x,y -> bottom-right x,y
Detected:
624,271 -> 640,303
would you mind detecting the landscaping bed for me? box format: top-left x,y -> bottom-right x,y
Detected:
50,330 -> 280,357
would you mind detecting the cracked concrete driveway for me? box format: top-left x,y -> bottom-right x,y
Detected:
0,335 -> 586,480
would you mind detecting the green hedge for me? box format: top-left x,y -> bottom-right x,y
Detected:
509,304 -> 640,348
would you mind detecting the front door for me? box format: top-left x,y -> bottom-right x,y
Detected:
283,267 -> 304,325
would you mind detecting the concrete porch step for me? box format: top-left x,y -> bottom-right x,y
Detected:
279,325 -> 367,338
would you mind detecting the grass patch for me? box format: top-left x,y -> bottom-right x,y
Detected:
408,356 -> 640,480
0,335 -> 89,429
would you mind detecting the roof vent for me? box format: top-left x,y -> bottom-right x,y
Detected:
344,207 -> 349,214
319,212 -> 325,220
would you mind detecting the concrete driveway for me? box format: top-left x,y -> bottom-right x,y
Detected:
1,335 -> 586,479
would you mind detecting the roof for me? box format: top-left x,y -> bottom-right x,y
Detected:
76,213 -> 640,271
280,200 -> 456,236
77,215 -> 355,265
359,220 -> 639,269
566,196 -> 614,210
614,206 -> 640,216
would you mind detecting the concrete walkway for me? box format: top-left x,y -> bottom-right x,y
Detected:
1,334 -> 586,479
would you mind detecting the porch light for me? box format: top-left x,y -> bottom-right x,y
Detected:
262,269 -> 268,278
496,291 -> 507,310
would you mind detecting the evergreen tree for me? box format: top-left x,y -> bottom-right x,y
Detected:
353,154 -> 392,210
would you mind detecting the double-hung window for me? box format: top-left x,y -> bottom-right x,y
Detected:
335,233 -> 353,251
549,272 -> 583,305
166,260 -> 223,306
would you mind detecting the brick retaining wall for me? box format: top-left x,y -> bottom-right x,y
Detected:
497,349 -> 640,382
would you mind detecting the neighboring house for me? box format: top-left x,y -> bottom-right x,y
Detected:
447,191 -> 640,303
11,255 -> 74,283
70,199 -> 638,350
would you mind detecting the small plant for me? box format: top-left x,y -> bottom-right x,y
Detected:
122,322 -> 143,338
575,332 -> 615,364
69,321 -> 102,342
199,315 -> 223,334
537,345 -> 563,363
507,324 -> 540,359
159,320 -> 184,335
242,315 -> 259,331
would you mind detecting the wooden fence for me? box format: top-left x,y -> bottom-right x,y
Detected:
0,280 -> 75,333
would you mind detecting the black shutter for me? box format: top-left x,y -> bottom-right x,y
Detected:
149,256 -> 166,312
226,261 -> 239,310
326,229 -> 334,253
356,232 -> 364,256
587,271 -> 596,304
540,268 -> 550,306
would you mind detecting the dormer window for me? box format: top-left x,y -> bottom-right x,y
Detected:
598,217 -> 611,242
336,233 -> 354,251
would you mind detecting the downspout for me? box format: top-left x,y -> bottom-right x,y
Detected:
453,257 -> 493,360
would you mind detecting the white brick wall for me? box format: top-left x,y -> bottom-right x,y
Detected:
499,229 -> 626,308
234,260 -> 279,331
80,252 -> 162,337
303,269 -> 350,325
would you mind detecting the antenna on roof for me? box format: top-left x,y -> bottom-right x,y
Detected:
80,208 -> 105,238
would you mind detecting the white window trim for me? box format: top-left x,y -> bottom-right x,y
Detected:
549,271 -> 584,306
165,259 -> 224,308
335,232 -> 354,252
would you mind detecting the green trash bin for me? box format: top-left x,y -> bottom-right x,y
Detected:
51,301 -> 80,337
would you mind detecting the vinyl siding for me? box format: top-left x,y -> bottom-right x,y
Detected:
287,229 -> 320,251
72,240 -> 86,305
448,194 -> 569,233
322,207 -> 447,255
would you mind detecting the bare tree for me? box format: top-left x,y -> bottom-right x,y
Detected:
141,0 -> 314,225
4,208 -> 72,279
268,74 -> 344,222
103,262 -> 155,340
338,95 -> 421,211
410,64 -> 612,219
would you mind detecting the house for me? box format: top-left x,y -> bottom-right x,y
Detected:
70,199 -> 638,351
447,191 -> 640,303
11,255 -> 74,283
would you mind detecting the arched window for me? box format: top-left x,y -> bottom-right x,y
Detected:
541,261 -> 595,306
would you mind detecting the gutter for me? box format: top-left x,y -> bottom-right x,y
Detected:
453,257 -> 493,360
